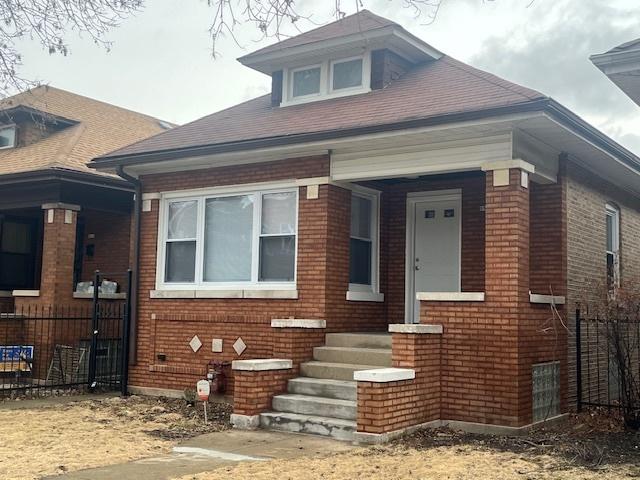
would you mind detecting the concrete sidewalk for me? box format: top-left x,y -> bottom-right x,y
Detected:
48,429 -> 357,480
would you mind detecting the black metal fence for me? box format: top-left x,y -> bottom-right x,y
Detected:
0,270 -> 131,398
576,306 -> 640,411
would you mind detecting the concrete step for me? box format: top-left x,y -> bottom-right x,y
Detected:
272,393 -> 356,420
260,411 -> 356,441
300,361 -> 380,381
287,377 -> 356,401
325,332 -> 392,349
313,346 -> 391,367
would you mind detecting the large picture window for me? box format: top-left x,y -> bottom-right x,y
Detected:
161,189 -> 297,288
349,191 -> 379,293
606,203 -> 620,291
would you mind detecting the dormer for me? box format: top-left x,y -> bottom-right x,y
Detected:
0,105 -> 78,149
238,10 -> 442,107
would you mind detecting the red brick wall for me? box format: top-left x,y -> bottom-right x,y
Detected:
380,173 -> 485,324
39,209 -> 77,306
132,156 -> 337,392
422,169 -> 567,427
79,209 -> 132,286
233,368 -> 292,416
357,332 -> 441,434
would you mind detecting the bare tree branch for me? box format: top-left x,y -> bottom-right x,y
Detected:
0,0 -> 142,97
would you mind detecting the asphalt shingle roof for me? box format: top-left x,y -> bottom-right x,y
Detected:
0,85 -> 169,177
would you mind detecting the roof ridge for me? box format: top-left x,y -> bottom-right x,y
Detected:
442,56 -> 545,101
15,85 -> 174,125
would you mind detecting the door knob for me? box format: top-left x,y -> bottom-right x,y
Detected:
415,266 -> 420,271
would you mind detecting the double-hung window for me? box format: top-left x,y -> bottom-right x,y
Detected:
162,188 -> 297,288
349,191 -> 379,293
606,203 -> 620,291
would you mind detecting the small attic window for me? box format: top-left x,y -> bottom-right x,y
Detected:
282,53 -> 371,107
0,125 -> 16,149
291,65 -> 321,98
332,57 -> 363,91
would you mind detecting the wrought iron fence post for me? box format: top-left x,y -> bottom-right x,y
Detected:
576,306 -> 583,412
87,270 -> 101,392
120,269 -> 133,397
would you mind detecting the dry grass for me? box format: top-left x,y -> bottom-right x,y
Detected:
178,445 -> 638,480
0,395 -> 230,480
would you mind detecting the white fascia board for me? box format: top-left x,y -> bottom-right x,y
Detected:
590,49 -> 640,75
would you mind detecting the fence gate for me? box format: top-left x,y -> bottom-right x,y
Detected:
576,306 -> 640,411
0,270 -> 132,398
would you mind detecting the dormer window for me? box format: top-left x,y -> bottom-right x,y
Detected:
282,53 -> 371,106
332,57 -> 363,91
292,65 -> 322,98
0,125 -> 16,149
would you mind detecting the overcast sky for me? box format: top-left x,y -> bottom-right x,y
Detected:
16,0 -> 640,153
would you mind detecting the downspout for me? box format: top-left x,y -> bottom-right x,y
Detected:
116,165 -> 141,365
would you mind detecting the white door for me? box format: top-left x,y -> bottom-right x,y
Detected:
408,194 -> 461,323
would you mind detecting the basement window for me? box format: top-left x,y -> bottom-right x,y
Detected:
0,125 -> 16,149
532,361 -> 560,423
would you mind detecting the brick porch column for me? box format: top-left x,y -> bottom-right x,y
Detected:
271,318 -> 326,375
39,203 -> 80,305
482,161 -> 533,425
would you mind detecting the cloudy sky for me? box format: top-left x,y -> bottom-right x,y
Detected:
16,0 -> 640,152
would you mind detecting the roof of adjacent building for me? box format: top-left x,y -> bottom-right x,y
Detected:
605,38 -> 640,54
98,55 -> 545,161
0,85 -> 170,179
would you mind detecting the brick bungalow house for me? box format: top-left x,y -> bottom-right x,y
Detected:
92,11 -> 640,442
0,86 -> 169,312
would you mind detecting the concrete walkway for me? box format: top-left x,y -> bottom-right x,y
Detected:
48,429 -> 357,480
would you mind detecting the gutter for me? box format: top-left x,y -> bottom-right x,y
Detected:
116,165 -> 141,366
0,168 -> 133,190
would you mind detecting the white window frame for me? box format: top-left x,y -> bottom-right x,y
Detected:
348,186 -> 380,296
0,124 -> 17,149
330,56 -> 365,93
281,52 -> 371,107
156,186 -> 299,291
606,203 -> 620,290
289,63 -> 323,101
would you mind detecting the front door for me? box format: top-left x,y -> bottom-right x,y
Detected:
407,193 -> 461,323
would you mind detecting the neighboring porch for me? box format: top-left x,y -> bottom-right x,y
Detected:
0,173 -> 134,311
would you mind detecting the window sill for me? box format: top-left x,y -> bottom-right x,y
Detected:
346,291 -> 384,302
0,290 -> 12,298
529,293 -> 565,305
150,289 -> 298,300
12,290 -> 40,298
416,292 -> 485,302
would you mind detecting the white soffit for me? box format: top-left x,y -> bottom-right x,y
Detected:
517,114 -> 640,196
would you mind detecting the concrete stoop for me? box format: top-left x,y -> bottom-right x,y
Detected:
260,332 -> 392,441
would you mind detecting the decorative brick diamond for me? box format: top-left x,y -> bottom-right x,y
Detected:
233,337 -> 246,356
189,335 -> 202,353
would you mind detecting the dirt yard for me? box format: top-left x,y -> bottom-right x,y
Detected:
181,412 -> 640,480
0,395 -> 231,480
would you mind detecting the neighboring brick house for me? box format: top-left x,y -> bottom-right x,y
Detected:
92,11 -> 640,441
0,86 -> 170,313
